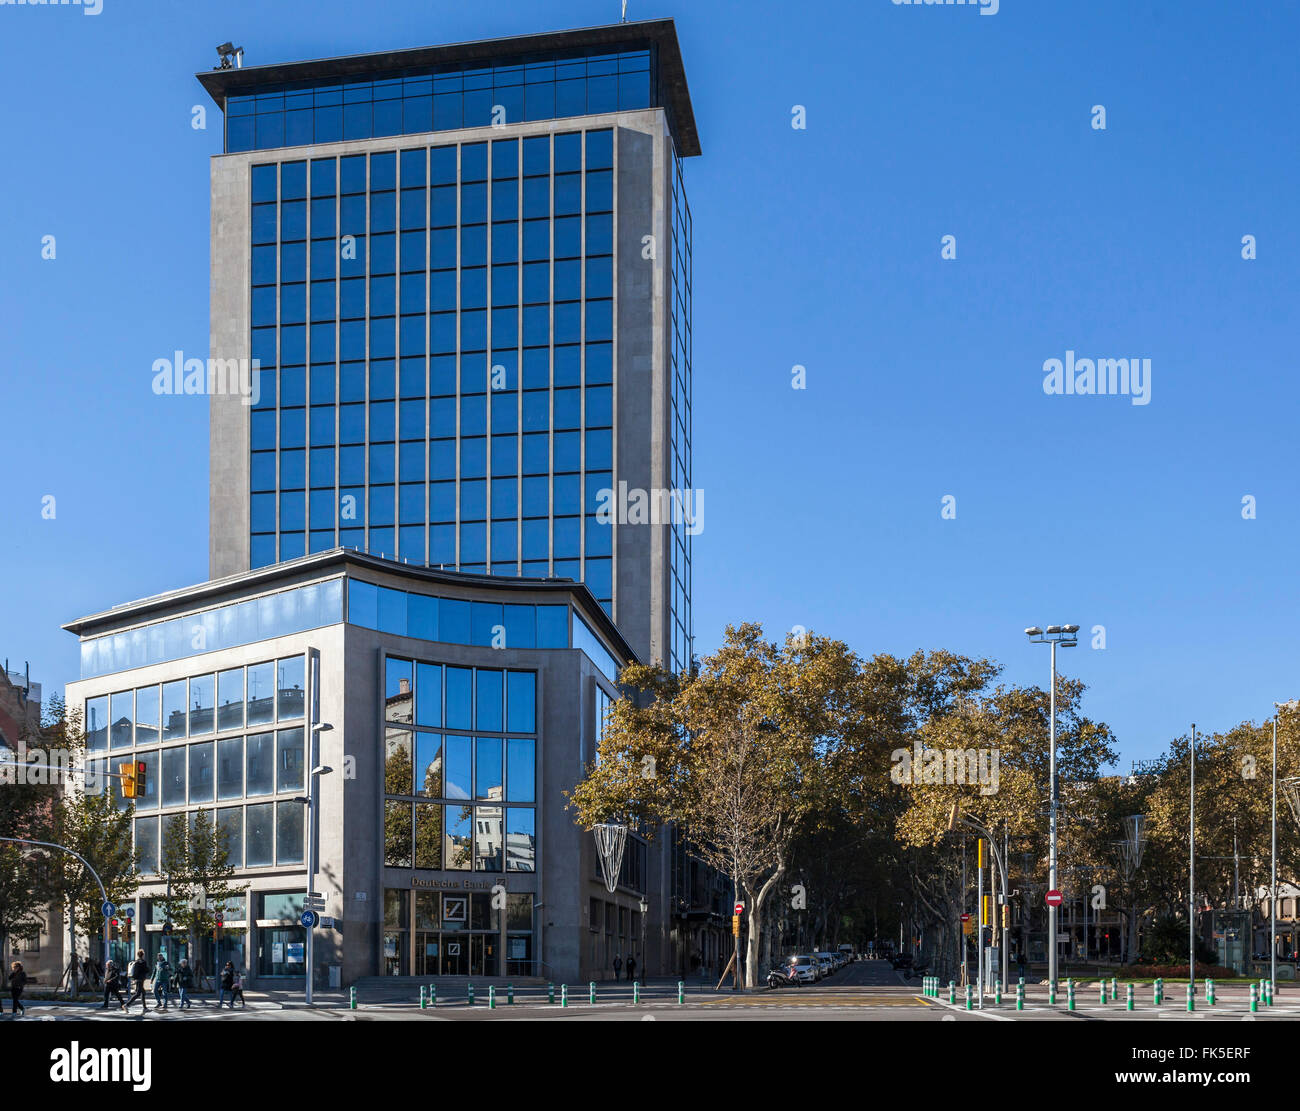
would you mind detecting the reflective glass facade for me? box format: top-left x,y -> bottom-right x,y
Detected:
248,131 -> 616,614
84,655 -> 309,877
78,579 -> 342,680
224,49 -> 652,155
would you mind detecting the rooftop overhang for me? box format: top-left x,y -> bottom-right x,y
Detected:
61,548 -> 637,667
196,18 -> 700,157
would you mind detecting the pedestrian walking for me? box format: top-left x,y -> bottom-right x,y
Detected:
126,950 -> 149,1012
152,952 -> 173,1011
175,958 -> 194,1009
219,962 -> 235,1008
231,968 -> 246,1008
612,954 -> 622,981
100,961 -> 126,1010
626,955 -> 636,982
8,962 -> 26,1016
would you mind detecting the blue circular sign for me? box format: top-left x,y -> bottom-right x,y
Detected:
123,907 -> 135,918
300,910 -> 318,928
101,901 -> 115,918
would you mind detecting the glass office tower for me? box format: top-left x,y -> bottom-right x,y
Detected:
201,20 -> 698,672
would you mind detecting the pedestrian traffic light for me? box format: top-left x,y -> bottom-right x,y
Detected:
118,762 -> 136,798
1002,905 -> 1011,928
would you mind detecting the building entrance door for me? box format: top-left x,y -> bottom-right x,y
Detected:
471,933 -> 499,977
441,935 -> 467,975
416,932 -> 439,976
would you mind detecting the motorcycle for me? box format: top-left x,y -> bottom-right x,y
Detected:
767,966 -> 800,989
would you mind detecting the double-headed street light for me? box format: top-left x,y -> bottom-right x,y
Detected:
1025,623 -> 1079,993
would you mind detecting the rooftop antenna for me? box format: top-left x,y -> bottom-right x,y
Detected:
215,42 -> 244,70
621,1 -> 628,23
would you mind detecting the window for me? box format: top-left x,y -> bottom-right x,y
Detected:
246,732 -> 275,796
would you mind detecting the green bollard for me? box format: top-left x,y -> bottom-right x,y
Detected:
1049,982 -> 1056,1006
350,985 -> 356,1010
488,985 -> 496,1009
467,983 -> 474,1006
1110,977 -> 1118,1003
1126,983 -> 1134,1011
1100,980 -> 1106,1005
561,984 -> 568,1008
508,983 -> 514,1005
1206,979 -> 1215,1006
633,981 -> 640,1004
589,981 -> 596,1005
1249,983 -> 1257,1013
548,981 -> 555,1004
429,984 -> 436,1007
949,981 -> 956,1004
1266,980 -> 1274,1006
677,980 -> 684,1005
965,984 -> 972,1011
1016,983 -> 1024,1011
1186,983 -> 1194,1013
420,985 -> 427,1010
995,981 -> 1002,1005
1067,983 -> 1075,1011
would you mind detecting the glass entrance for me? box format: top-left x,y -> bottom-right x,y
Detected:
416,932 -> 439,976
441,933 -> 468,975
471,933 -> 499,977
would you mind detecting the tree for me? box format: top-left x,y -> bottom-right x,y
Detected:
571,623 -> 862,988
157,808 -> 245,971
0,703 -> 60,965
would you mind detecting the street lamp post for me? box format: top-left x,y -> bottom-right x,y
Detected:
1025,623 -> 1079,995
1271,701 -> 1300,990
1190,724 -> 1196,992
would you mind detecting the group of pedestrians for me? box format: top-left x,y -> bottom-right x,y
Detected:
611,954 -> 638,981
101,951 -> 244,1014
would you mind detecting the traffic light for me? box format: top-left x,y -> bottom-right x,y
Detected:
1002,905 -> 1011,928
118,762 -> 136,799
134,760 -> 147,798
109,918 -> 119,941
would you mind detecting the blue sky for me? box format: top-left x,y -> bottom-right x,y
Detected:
2,0 -> 1296,767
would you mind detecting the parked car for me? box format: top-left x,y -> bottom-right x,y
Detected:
817,953 -> 835,978
788,954 -> 820,984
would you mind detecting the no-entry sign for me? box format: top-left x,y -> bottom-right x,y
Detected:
959,913 -> 971,922
1045,889 -> 1063,908
734,902 -> 744,914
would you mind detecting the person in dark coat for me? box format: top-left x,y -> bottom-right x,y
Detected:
152,952 -> 173,1011
175,959 -> 195,1009
612,955 -> 622,981
8,962 -> 26,1015
219,961 -> 235,1009
626,955 -> 637,981
100,960 -> 126,1010
126,950 -> 149,1012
